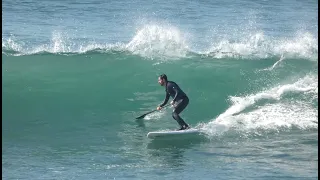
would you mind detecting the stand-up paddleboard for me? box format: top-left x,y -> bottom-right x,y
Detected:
147,128 -> 200,139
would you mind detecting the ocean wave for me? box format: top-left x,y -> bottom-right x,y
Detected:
2,26 -> 318,60
205,32 -> 318,60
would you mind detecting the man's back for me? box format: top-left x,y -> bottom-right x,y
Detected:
166,81 -> 187,100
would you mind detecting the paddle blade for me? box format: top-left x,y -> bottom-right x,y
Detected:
136,114 -> 147,119
135,109 -> 157,119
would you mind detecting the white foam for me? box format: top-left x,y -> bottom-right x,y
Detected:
208,32 -> 267,58
207,32 -> 318,60
2,36 -> 23,53
261,54 -> 285,71
2,28 -> 318,60
202,102 -> 317,137
274,32 -> 318,59
125,24 -> 189,59
2,31 -> 121,56
2,25 -> 190,59
200,74 -> 318,137
144,111 -> 166,121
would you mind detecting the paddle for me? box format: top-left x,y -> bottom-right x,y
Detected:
136,104 -> 171,119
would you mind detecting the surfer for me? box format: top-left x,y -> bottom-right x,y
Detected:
157,74 -> 190,130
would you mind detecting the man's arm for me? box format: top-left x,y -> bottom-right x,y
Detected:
172,86 -> 179,102
159,92 -> 170,107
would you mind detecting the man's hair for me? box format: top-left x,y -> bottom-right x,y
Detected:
159,74 -> 167,81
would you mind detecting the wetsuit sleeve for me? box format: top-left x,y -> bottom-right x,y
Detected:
159,92 -> 170,107
172,86 -> 179,102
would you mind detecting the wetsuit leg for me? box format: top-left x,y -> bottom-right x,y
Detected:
172,97 -> 189,129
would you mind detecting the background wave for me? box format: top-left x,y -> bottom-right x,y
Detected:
3,24 -> 318,61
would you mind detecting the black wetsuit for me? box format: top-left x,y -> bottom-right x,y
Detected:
159,81 -> 189,129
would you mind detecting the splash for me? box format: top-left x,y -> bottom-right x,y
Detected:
200,74 -> 318,137
261,54 -> 285,71
207,32 -> 318,60
2,26 -> 190,59
126,24 -> 189,59
35,31 -> 121,54
207,32 -> 267,58
2,31 -> 121,56
2,36 -> 23,54
144,111 -> 166,121
2,28 -> 318,60
274,32 -> 318,59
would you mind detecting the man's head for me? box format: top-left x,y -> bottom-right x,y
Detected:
158,74 -> 167,86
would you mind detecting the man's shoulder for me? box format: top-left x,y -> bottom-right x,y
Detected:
167,81 -> 177,87
167,81 -> 181,92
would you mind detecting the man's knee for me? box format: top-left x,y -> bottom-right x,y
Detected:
172,112 -> 179,120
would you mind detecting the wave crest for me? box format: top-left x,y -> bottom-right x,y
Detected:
206,32 -> 318,60
2,28 -> 318,60
126,24 -> 189,59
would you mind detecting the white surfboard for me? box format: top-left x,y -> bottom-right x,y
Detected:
147,128 -> 200,139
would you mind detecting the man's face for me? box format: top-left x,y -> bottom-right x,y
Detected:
158,77 -> 165,86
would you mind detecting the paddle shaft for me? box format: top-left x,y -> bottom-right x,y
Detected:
136,104 -> 171,119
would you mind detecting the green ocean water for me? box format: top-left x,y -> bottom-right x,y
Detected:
2,51 -> 318,179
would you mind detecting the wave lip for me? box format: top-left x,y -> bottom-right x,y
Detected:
274,32 -> 318,59
2,26 -> 189,59
2,32 -> 124,56
125,24 -> 189,59
2,29 -> 318,60
206,32 -> 318,60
